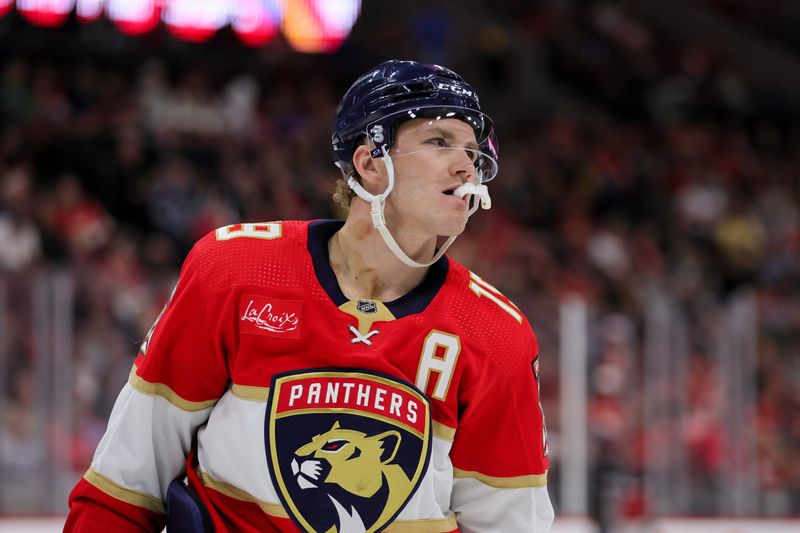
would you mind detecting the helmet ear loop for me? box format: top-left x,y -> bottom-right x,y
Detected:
369,144 -> 394,230
377,144 -> 395,197
345,139 -> 393,205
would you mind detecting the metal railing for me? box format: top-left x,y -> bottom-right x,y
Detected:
0,270 -> 790,520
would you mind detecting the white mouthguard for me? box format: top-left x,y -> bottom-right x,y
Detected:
453,183 -> 492,210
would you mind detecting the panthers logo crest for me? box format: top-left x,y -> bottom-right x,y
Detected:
266,369 -> 431,533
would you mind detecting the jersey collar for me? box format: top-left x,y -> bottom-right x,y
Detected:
307,219 -> 449,318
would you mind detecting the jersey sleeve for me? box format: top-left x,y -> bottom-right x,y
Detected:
66,235 -> 231,532
450,335 -> 554,533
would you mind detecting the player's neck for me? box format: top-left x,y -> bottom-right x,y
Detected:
329,213 -> 433,302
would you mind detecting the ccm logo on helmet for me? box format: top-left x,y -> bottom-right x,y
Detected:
437,82 -> 474,98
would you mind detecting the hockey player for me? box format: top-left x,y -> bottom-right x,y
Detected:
65,60 -> 554,533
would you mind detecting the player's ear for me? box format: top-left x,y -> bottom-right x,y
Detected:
352,144 -> 385,193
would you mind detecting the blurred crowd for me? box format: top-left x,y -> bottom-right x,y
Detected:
0,0 -> 799,521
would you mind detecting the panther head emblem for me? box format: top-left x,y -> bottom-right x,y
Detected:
290,421 -> 412,533
267,370 -> 432,533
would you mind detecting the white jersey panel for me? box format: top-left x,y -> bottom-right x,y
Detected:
91,383 -> 212,501
196,390 -> 281,504
452,478 -> 554,533
395,435 -> 454,520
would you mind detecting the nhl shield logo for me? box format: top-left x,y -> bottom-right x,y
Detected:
266,369 -> 432,533
355,299 -> 378,314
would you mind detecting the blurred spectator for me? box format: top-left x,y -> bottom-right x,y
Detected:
49,174 -> 113,260
0,370 -> 48,515
0,165 -> 41,272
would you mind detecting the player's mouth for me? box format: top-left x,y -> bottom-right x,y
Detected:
442,185 -> 464,198
442,186 -> 469,207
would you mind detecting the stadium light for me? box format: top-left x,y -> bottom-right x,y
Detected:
6,0 -> 362,52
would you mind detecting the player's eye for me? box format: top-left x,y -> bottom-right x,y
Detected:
425,137 -> 447,147
321,440 -> 346,452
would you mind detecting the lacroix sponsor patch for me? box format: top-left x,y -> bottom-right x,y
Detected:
239,294 -> 302,338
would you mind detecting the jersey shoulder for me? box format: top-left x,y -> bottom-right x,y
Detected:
441,260 -> 538,368
186,220 -> 311,291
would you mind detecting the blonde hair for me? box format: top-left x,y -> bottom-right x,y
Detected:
332,136 -> 367,210
333,175 -> 357,210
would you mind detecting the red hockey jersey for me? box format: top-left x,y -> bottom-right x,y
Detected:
66,220 -> 552,533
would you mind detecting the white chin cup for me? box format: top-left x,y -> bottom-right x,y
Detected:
453,183 -> 492,210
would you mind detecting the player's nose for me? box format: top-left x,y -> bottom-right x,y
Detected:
449,149 -> 475,180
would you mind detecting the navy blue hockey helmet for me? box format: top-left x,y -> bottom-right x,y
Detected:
332,60 -> 499,182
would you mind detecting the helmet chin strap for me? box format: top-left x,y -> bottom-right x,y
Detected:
345,145 -> 492,269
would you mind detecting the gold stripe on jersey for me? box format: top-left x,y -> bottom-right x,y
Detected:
453,468 -> 548,489
84,468 -> 165,514
129,366 -> 218,412
432,420 -> 456,442
231,383 -> 270,401
385,515 -> 459,532
197,470 -> 289,518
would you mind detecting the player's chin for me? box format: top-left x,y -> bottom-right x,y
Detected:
438,216 -> 469,237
